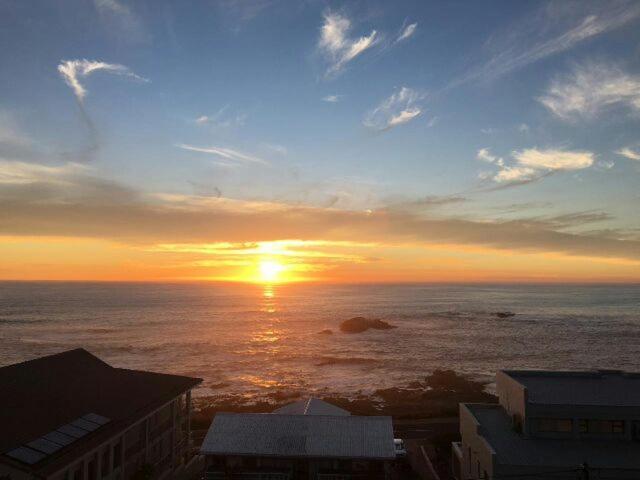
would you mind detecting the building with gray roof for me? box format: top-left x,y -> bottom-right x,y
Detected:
0,349 -> 202,480
200,398 -> 395,479
452,370 -> 640,480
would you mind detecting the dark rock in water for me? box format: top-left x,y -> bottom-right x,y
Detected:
339,316 -> 397,333
318,329 -> 333,335
316,356 -> 378,366
493,311 -> 516,318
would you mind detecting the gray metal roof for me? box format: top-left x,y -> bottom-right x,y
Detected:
503,370 -> 640,406
465,404 -> 640,469
201,413 -> 395,460
272,398 -> 351,416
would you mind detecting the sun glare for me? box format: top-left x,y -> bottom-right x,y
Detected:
259,260 -> 285,283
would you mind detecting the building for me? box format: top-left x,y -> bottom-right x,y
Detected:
201,398 -> 396,479
0,349 -> 202,480
452,370 -> 640,480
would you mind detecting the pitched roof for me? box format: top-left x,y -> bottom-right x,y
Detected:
272,398 -> 350,416
503,369 -> 640,406
0,348 -> 201,475
201,413 -> 395,460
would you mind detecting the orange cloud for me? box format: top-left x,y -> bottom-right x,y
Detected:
1,161 -> 639,282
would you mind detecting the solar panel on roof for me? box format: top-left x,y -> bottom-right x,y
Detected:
7,413 -> 111,467
57,424 -> 88,439
27,438 -> 63,455
42,431 -> 75,446
71,418 -> 100,432
6,447 -> 47,465
82,413 -> 110,425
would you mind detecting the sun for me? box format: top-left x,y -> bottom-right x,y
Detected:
259,260 -> 285,283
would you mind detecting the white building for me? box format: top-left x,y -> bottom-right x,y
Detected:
453,370 -> 640,479
0,349 -> 202,480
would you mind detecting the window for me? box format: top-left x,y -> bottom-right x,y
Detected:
579,419 -> 625,434
535,418 -> 572,433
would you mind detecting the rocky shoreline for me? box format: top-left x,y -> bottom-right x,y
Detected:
191,369 -> 497,429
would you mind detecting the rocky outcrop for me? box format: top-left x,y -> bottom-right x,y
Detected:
339,316 -> 397,333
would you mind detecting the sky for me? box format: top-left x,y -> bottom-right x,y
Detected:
1,0 -> 640,283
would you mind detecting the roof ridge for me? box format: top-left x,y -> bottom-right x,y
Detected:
303,398 -> 312,415
114,367 -> 202,382
0,348 -> 109,372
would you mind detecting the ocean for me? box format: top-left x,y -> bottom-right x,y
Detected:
1,282 -> 639,400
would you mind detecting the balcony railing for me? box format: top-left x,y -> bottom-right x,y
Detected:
205,471 -> 291,480
125,442 -> 143,459
150,418 -> 173,439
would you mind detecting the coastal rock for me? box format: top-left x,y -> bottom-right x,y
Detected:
339,316 -> 397,334
318,329 -> 333,335
493,311 -> 516,318
316,356 -> 378,366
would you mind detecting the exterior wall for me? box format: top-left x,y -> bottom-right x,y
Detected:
496,371 -> 527,434
205,455 -> 389,480
526,403 -> 640,441
458,405 -> 495,480
40,390 -> 196,480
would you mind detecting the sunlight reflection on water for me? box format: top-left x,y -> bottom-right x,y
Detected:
1,282 -> 639,400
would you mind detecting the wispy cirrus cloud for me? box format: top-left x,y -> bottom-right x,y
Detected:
363,87 -> 426,131
539,62 -> 640,121
0,160 -> 87,185
481,148 -> 595,186
616,147 -> 640,161
450,2 -> 640,88
322,94 -> 343,103
195,106 -> 247,129
477,148 -> 504,166
57,59 -> 148,162
396,22 -> 417,42
58,59 -> 148,102
176,144 -> 269,166
316,11 -> 418,78
318,11 -> 379,77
